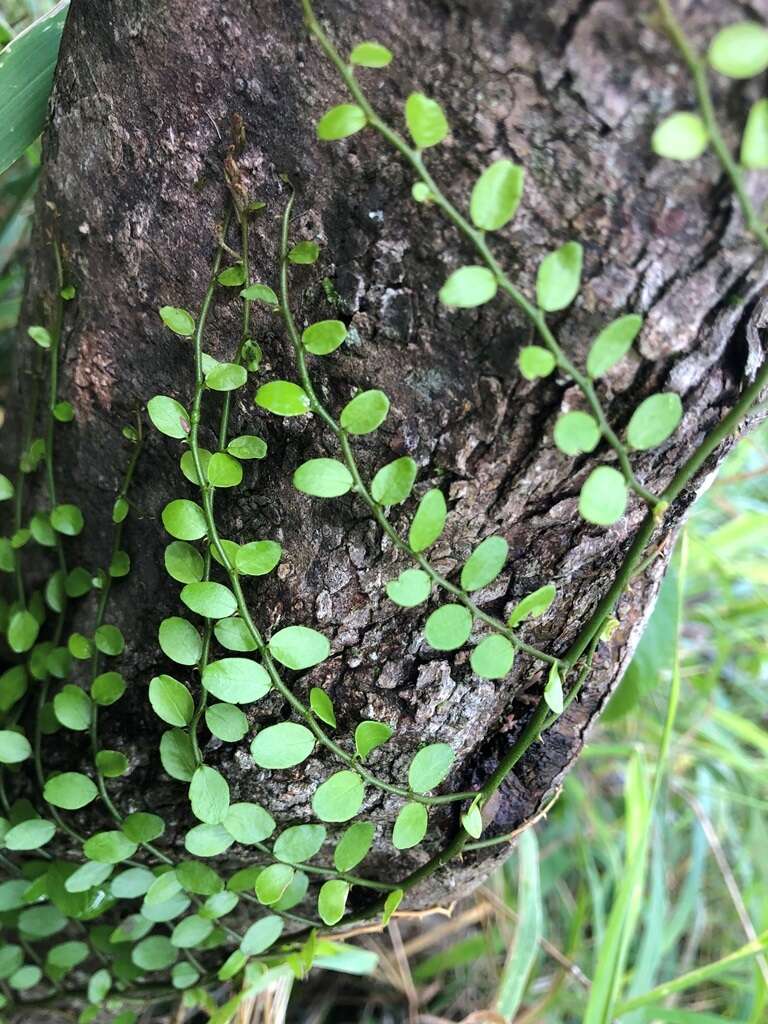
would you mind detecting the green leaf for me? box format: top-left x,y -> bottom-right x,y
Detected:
68,632 -> 92,660
340,389 -> 390,434
408,488 -> 447,551
553,410 -> 601,456
354,720 -> 393,759
53,685 -> 91,730
288,241 -> 320,265
273,823 -> 326,864
202,658 -> 271,704
122,811 -> 165,843
470,160 -> 524,231
507,583 -> 556,627
0,474 -> 14,501
382,889 -> 403,924
159,616 -> 202,666
310,687 -> 336,727
43,772 -> 98,810
254,380 -> 311,416
83,830 -> 138,864
240,915 -> 284,956
334,821 -> 375,872
53,400 -> 74,422
0,730 -> 31,764
439,265 -> 497,308
147,396 -> 189,438
160,728 -> 197,781
386,568 -> 431,607
652,112 -> 708,161
392,802 -> 428,849
28,325 -> 51,349
312,770 -> 365,822
171,914 -> 214,949
185,823 -> 233,858
741,100 -> 768,169
544,663 -> 563,714
189,765 -> 230,824
293,458 -> 354,497
350,41 -> 393,67
227,434 -> 267,460
164,541 -> 204,584
461,796 -> 483,838
214,617 -> 258,653
371,456 -> 417,505
518,345 -> 556,381
181,581 -> 237,618
94,624 -> 124,656
405,92 -> 449,148
7,610 -> 38,653
708,21 -> 768,78
408,742 -> 454,793
586,314 -> 643,378
460,536 -> 508,592
425,604 -> 472,651
132,935 -> 178,971
626,393 -> 683,450
318,879 -> 350,925
9,964 -> 43,990
65,861 -> 114,894
250,722 -> 315,769
162,499 -> 207,541
256,864 -> 295,905
536,241 -> 583,312
5,818 -> 55,851
223,802 -> 276,845
206,363 -> 248,393
268,625 -> 330,670
240,283 -> 278,305
579,466 -> 628,526
50,503 -> 84,536
302,320 -> 348,355
96,749 -> 128,777
91,671 -> 126,706
0,1 -> 68,176
317,103 -> 367,140
149,675 -> 194,727
207,452 -> 243,488
236,540 -> 281,576
217,263 -> 245,286
205,703 -> 249,742
46,940 -> 89,973
470,635 -> 515,679
159,306 -> 195,336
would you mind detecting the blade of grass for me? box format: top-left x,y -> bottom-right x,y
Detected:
0,0 -> 69,176
583,533 -> 687,1023
614,930 -> 768,1015
495,828 -> 543,1020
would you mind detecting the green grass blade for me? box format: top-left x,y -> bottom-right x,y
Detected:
495,828 -> 543,1020
615,930 -> 768,1015
0,1 -> 69,176
584,536 -> 687,1024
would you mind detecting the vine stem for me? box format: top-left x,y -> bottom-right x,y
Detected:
656,0 -> 768,253
278,195 -> 561,668
300,0 -> 659,509
185,218 -> 477,808
88,414 -> 144,823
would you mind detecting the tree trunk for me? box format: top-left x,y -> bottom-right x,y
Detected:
12,0 -> 768,914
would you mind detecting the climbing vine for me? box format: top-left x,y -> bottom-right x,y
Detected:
0,1 -> 766,1020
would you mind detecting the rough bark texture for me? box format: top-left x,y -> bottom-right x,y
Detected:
12,0 -> 768,915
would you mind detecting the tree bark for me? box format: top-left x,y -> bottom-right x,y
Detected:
12,0 -> 768,912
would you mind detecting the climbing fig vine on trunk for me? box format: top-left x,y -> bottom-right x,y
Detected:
0,0 -> 766,1019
